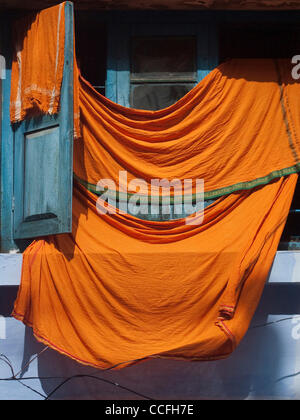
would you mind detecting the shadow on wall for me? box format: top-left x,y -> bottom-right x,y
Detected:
13,282 -> 300,400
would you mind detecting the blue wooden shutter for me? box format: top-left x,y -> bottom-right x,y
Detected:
13,2 -> 74,240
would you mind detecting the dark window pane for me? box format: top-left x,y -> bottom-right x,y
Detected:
131,83 -> 194,111
131,37 -> 197,82
75,14 -> 107,93
219,23 -> 300,61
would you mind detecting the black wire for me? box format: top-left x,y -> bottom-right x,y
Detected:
0,354 -> 15,378
44,374 -> 154,401
0,373 -> 154,400
250,316 -> 300,330
0,354 -> 154,400
17,379 -> 47,399
0,354 -> 46,398
275,370 -> 300,383
2,316 -> 299,400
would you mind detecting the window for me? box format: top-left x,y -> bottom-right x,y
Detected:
104,20 -> 218,108
130,36 -> 197,110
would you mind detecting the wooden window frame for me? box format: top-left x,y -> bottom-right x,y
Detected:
106,19 -> 218,107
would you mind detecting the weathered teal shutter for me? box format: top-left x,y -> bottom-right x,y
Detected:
13,2 -> 74,240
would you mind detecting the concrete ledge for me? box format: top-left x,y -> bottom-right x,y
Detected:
0,251 -> 300,286
0,253 -> 22,286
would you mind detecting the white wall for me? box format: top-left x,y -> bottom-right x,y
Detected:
1,252 -> 300,400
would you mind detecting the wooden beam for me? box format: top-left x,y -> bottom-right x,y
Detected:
1,0 -> 300,11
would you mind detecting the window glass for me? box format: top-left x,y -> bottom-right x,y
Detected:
130,36 -> 197,110
131,83 -> 194,111
131,37 -> 196,80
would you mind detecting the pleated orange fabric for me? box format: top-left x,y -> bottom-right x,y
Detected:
11,6 -> 300,369
74,59 -> 300,199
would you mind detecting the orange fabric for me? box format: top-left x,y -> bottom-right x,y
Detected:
10,3 -> 66,122
10,2 -> 81,138
74,59 -> 300,198
13,174 -> 297,369
11,7 -> 300,369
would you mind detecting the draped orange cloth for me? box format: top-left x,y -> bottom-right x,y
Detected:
13,174 -> 297,369
10,2 -> 81,138
74,59 -> 300,199
10,3 -> 66,123
11,5 -> 300,370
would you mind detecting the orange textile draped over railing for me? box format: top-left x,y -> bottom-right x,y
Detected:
11,5 -> 300,369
